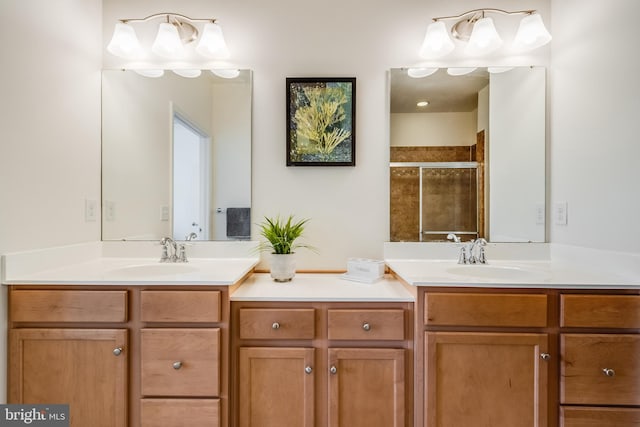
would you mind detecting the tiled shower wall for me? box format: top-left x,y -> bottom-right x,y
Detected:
390,145 -> 483,242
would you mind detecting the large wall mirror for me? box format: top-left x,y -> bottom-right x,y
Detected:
102,69 -> 252,241
389,66 -> 545,243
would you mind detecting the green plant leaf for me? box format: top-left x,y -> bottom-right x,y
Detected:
256,214 -> 316,254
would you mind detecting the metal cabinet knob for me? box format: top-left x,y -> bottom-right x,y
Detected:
330,366 -> 337,375
173,361 -> 183,370
113,347 -> 123,356
362,322 -> 371,331
602,368 -> 616,377
540,353 -> 551,361
272,322 -> 280,330
305,366 -> 313,374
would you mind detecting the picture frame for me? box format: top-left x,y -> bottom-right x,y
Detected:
286,77 -> 356,166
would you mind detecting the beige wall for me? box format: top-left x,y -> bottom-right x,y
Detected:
390,112 -> 477,147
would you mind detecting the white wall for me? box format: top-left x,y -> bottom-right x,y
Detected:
390,112 -> 477,147
490,67 -> 546,242
550,0 -> 640,253
102,0 -> 550,269
0,0 -> 103,403
211,82 -> 252,240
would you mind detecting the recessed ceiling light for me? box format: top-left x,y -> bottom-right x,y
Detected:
417,101 -> 430,107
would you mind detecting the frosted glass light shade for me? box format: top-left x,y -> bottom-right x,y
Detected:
211,69 -> 240,79
107,23 -> 142,58
152,22 -> 185,58
513,13 -> 552,52
447,67 -> 477,76
465,17 -> 502,56
419,21 -> 455,59
407,67 -> 438,78
196,23 -> 230,59
173,69 -> 202,78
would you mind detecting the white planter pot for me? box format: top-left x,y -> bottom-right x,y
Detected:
269,253 -> 296,282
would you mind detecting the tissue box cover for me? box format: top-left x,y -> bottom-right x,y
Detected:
346,258 -> 385,279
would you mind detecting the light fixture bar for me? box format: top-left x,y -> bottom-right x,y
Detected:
432,8 -> 535,22
118,13 -> 216,24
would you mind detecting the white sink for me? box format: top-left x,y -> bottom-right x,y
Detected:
106,263 -> 198,278
446,264 -> 548,281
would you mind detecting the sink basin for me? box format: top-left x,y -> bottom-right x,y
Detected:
106,263 -> 198,278
446,264 -> 547,281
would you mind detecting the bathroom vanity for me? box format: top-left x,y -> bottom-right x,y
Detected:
2,243 -> 639,427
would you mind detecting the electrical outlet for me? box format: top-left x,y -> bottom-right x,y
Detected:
85,199 -> 98,222
553,201 -> 568,225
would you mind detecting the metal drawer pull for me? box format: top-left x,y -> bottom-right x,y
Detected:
362,322 -> 371,331
113,347 -> 123,356
272,322 -> 280,330
330,366 -> 337,375
173,361 -> 183,370
540,353 -> 551,361
305,366 -> 313,374
602,368 -> 615,377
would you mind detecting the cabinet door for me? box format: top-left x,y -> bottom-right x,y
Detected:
328,348 -> 405,427
425,332 -> 548,427
9,328 -> 128,427
239,347 -> 315,427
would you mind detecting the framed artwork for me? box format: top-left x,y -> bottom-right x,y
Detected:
286,77 -> 356,166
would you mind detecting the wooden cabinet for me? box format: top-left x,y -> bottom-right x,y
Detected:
140,289 -> 226,427
425,331 -> 548,427
238,347 -> 315,427
560,294 -> 640,427
328,347 -> 405,427
8,290 -> 129,427
417,290 -> 552,427
232,301 -> 413,427
8,285 -> 233,427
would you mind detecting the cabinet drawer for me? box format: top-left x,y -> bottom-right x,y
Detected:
141,290 -> 221,323
561,334 -> 640,405
10,290 -> 127,323
239,308 -> 315,339
327,309 -> 405,340
141,399 -> 220,427
561,407 -> 640,427
561,295 -> 640,328
141,328 -> 220,397
424,292 -> 547,327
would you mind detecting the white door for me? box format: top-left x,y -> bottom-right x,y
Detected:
172,115 -> 210,240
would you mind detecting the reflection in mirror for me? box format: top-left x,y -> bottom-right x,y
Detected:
102,69 -> 252,241
389,66 -> 545,243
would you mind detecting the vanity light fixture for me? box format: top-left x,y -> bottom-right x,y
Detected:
133,69 -> 165,78
107,13 -> 230,60
420,8 -> 551,59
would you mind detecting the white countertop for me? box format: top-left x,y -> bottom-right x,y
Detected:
230,273 -> 414,302
385,258 -> 640,289
2,257 -> 259,286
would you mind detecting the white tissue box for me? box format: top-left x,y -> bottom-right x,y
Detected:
346,258 -> 385,280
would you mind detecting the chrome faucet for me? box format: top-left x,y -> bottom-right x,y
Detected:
160,237 -> 178,263
185,232 -> 197,241
448,234 -> 488,265
468,238 -> 488,264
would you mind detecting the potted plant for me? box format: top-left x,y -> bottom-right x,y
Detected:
257,215 -> 312,282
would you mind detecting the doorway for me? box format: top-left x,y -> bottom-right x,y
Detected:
172,114 -> 211,241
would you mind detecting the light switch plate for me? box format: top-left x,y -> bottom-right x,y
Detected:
535,204 -> 545,225
553,201 -> 568,225
85,199 -> 98,222
160,205 -> 170,222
